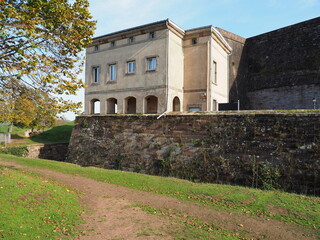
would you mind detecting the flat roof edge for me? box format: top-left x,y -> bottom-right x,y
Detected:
93,19 -> 169,41
248,16 -> 320,39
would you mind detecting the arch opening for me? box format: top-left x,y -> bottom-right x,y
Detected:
90,99 -> 100,114
126,97 -> 136,114
173,97 -> 181,112
145,95 -> 158,114
107,98 -> 118,114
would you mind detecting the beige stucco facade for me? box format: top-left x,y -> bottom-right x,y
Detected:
84,20 -> 231,115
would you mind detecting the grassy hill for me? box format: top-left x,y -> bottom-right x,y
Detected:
0,125 -> 28,136
0,121 -> 74,146
30,121 -> 74,144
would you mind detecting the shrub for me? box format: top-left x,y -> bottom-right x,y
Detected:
0,146 -> 29,157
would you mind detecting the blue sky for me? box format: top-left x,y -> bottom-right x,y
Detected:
90,0 -> 319,38
64,0 -> 319,120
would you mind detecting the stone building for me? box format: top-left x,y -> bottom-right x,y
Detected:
85,17 -> 320,113
218,17 -> 320,110
84,19 -> 232,114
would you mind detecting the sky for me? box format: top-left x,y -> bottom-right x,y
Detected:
64,0 -> 320,120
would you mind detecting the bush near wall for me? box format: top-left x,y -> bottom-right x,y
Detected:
67,113 -> 320,195
0,146 -> 29,157
0,143 -> 68,161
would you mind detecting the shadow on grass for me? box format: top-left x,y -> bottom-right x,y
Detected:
11,134 -> 25,139
30,124 -> 74,144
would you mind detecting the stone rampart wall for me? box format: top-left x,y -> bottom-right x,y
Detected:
26,143 -> 69,162
241,17 -> 320,109
67,114 -> 320,195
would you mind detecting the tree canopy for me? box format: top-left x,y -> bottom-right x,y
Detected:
0,0 -> 96,114
0,86 -> 59,131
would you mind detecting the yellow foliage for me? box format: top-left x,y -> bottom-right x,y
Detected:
0,0 -> 96,114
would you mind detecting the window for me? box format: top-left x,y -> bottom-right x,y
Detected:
127,61 -> 136,74
149,32 -> 155,39
93,45 -> 99,51
192,38 -> 197,45
188,107 -> 201,112
147,57 -> 157,71
128,37 -> 135,44
109,64 -> 117,81
111,41 -> 116,47
213,61 -> 217,84
92,66 -> 100,83
213,99 -> 217,111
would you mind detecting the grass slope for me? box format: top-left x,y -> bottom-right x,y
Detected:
0,154 -> 319,234
0,125 -> 28,136
0,166 -> 82,239
0,122 -> 74,146
30,121 -> 74,144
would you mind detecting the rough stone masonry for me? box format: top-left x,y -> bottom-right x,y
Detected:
223,17 -> 320,110
67,113 -> 320,195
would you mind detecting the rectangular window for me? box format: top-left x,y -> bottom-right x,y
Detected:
212,99 -> 217,111
111,41 -> 116,47
149,32 -> 155,39
92,66 -> 100,83
109,64 -> 117,81
127,61 -> 136,74
147,57 -> 157,71
213,61 -> 217,84
188,107 -> 201,112
93,45 -> 99,51
128,37 -> 135,44
192,38 -> 197,45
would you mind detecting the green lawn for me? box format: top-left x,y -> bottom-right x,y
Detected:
0,125 -> 28,136
0,165 -> 82,239
0,121 -> 74,146
0,154 -> 319,233
30,121 -> 74,144
137,204 -> 245,239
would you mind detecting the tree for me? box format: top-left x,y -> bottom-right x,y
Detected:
29,90 -> 58,131
11,92 -> 37,127
0,79 -> 20,132
0,0 -> 96,113
0,86 -> 58,132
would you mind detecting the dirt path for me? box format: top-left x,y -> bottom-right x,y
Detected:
0,161 -> 317,240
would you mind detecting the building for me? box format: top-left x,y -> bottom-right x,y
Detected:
229,17 -> 320,110
84,19 -> 232,114
85,17 -> 320,113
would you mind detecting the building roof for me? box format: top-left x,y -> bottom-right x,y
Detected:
92,19 -> 170,41
91,19 -> 232,52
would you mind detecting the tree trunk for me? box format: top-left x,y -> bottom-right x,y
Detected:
8,122 -> 13,134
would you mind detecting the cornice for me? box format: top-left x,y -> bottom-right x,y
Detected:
89,19 -> 232,54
